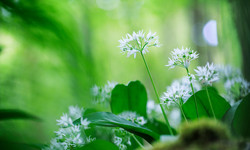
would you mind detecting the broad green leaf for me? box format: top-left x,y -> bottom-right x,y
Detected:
232,94 -> 250,138
0,109 -> 40,121
74,112 -> 160,143
111,80 -> 147,117
145,119 -> 177,135
0,140 -> 40,150
222,100 -> 241,128
77,140 -> 118,150
182,90 -> 231,120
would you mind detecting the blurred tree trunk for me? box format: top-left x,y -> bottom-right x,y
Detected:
229,0 -> 250,80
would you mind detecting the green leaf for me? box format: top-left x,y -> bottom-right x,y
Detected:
77,140 -> 118,150
231,94 -> 250,138
182,90 -> 231,120
111,80 -> 147,117
0,109 -> 41,121
222,100 -> 241,127
74,112 -> 160,143
145,119 -> 177,135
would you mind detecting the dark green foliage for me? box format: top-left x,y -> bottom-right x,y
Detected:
0,109 -> 40,121
223,94 -> 250,138
145,119 -> 177,135
111,80 -> 148,117
73,112 -> 160,143
182,89 -> 231,120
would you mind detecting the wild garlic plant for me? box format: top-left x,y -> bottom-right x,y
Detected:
218,65 -> 250,105
166,47 -> 200,119
119,30 -> 173,135
113,111 -> 147,150
43,106 -> 94,150
194,62 -> 219,119
161,77 -> 201,122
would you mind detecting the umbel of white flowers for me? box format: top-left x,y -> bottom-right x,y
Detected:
161,76 -> 200,107
166,47 -> 199,69
195,62 -> 219,86
218,65 -> 250,104
113,111 -> 147,150
43,106 -> 94,150
91,81 -> 117,104
118,30 -> 160,58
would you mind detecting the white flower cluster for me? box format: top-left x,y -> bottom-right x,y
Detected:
113,111 -> 147,150
118,111 -> 147,125
218,65 -> 250,104
195,62 -> 219,86
43,106 -> 93,150
91,81 -> 117,104
147,100 -> 161,118
161,76 -> 200,107
118,30 -> 160,58
166,47 -> 199,69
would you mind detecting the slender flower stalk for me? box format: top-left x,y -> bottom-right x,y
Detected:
141,52 -> 173,135
206,86 -> 216,119
131,134 -> 145,149
166,47 -> 200,119
119,31 -> 173,135
180,106 -> 188,122
186,68 -> 199,119
195,62 -> 219,119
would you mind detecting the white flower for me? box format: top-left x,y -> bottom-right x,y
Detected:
113,135 -> 128,150
136,116 -> 147,125
118,30 -> 160,58
161,80 -> 191,106
114,136 -> 123,145
118,111 -> 137,122
195,62 -> 219,86
113,111 -> 146,149
56,114 -> 73,127
146,100 -> 161,118
81,118 -> 91,129
45,106 -> 94,150
91,85 -> 100,97
86,136 -> 96,143
217,65 -> 250,104
91,81 -> 117,104
69,106 -> 84,120
118,144 -> 127,150
166,47 -> 199,69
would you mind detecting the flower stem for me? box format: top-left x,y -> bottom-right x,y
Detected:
140,52 -> 173,135
179,101 -> 188,122
186,68 -> 199,119
205,86 -> 216,119
132,134 -> 145,149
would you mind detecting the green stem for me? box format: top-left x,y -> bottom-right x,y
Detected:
132,134 -> 145,149
206,86 -> 216,119
179,101 -> 188,122
186,68 -> 199,119
140,52 -> 173,135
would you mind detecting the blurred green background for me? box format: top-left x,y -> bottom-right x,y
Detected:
0,0 -> 249,145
